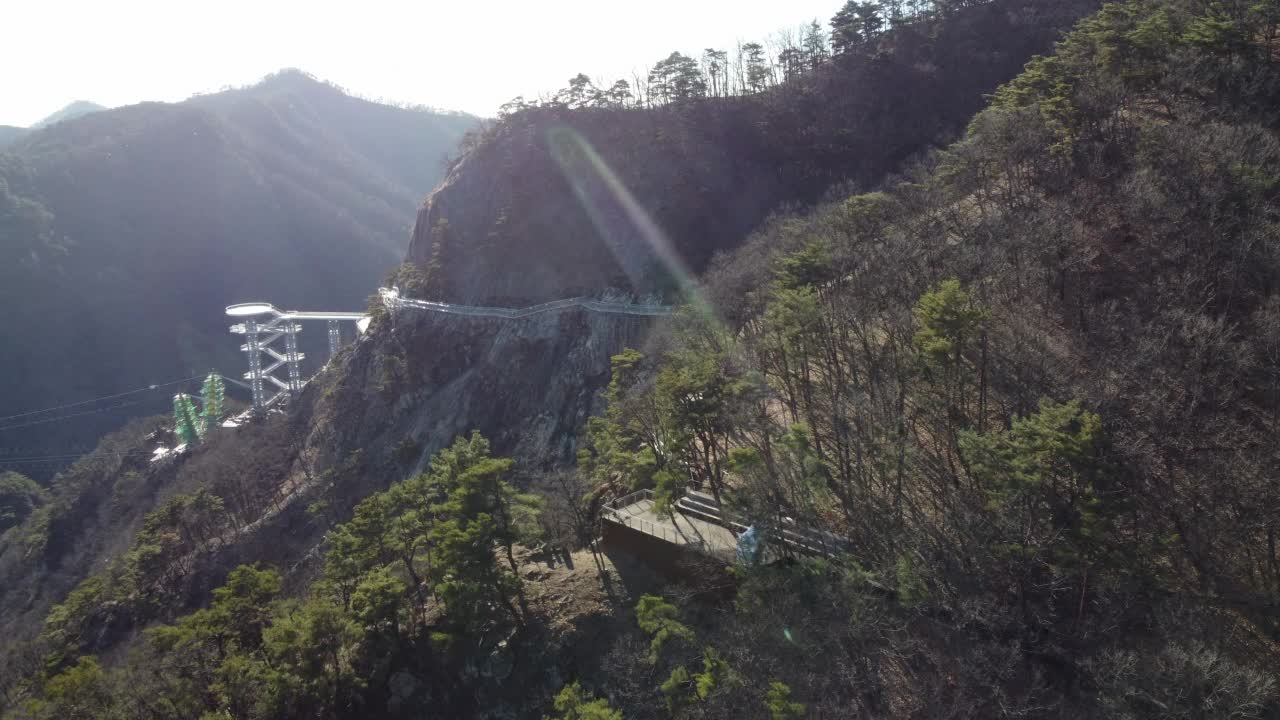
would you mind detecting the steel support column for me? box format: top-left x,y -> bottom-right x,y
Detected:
284,323 -> 303,393
228,302 -> 368,417
244,318 -> 266,413
327,319 -> 341,359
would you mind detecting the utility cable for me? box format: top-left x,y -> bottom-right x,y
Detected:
0,452 -> 153,466
0,399 -> 159,433
0,374 -> 249,436
0,449 -> 156,461
0,374 -> 208,424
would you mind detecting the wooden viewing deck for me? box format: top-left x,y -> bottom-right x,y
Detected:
602,488 -> 851,565
603,490 -> 740,562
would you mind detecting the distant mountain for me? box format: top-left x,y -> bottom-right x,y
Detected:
0,70 -> 480,473
32,100 -> 107,128
0,100 -> 103,147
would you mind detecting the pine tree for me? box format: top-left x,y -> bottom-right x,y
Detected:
556,74 -> 599,109
649,52 -> 707,104
547,682 -> 623,720
605,79 -> 633,107
764,682 -> 806,720
831,1 -> 864,54
742,43 -> 771,92
802,20 -> 830,69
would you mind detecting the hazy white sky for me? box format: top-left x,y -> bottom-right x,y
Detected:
3,0 -> 841,126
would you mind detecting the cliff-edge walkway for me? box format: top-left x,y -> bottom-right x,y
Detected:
378,287 -> 673,318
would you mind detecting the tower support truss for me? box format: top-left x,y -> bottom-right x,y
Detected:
327,319 -> 342,359
227,303 -> 368,414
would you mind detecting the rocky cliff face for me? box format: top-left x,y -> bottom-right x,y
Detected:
318,304 -> 657,473
257,302 -> 657,551
407,104 -> 784,305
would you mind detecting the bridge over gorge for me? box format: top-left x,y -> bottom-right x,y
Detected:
227,288 -> 674,413
602,488 -> 852,568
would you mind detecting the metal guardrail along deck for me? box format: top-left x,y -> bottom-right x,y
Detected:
602,488 -> 849,563
604,489 -> 739,561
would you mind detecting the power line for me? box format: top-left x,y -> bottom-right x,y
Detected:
0,452 -> 153,466
0,454 -> 151,462
0,374 -> 251,431
0,399 -> 157,433
220,374 -> 253,391
0,449 -> 155,461
0,374 -> 209,424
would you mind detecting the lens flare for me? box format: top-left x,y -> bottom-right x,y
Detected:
547,126 -> 718,323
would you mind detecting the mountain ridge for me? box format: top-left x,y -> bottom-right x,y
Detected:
13,1 -> 1280,717
406,0 -> 1100,306
0,70 -> 479,477
0,3 -> 1114,715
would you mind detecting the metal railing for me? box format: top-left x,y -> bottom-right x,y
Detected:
603,489 -> 736,561
380,288 -> 674,319
607,510 -> 683,545
606,488 -> 654,512
675,493 -> 849,560
603,487 -> 849,562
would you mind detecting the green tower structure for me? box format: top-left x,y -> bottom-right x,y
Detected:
173,394 -> 203,446
201,373 -> 225,430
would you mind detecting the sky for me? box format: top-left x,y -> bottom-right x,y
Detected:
2,0 -> 842,126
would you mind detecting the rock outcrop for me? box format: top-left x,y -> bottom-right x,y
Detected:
319,303 -> 658,472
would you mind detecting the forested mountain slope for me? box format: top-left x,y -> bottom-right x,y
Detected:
0,70 -> 478,474
407,0 -> 1100,304
0,3 -> 1105,714
9,1 -> 1280,718
581,0 -> 1280,714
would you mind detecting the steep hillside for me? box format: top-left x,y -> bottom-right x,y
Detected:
0,71 -> 479,474
577,0 -> 1280,715
15,1 -> 1280,718
0,303 -> 658,705
407,0 -> 1100,305
0,2 -> 1117,716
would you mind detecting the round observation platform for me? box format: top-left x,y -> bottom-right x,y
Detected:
226,303 -> 280,318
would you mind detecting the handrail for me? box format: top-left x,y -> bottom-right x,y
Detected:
604,510 -> 735,561
380,287 -> 674,319
607,488 -> 654,511
676,493 -> 849,560
604,488 -> 847,561
606,481 -> 849,561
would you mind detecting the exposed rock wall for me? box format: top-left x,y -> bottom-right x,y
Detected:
406,104 -> 784,305
318,304 -> 657,473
